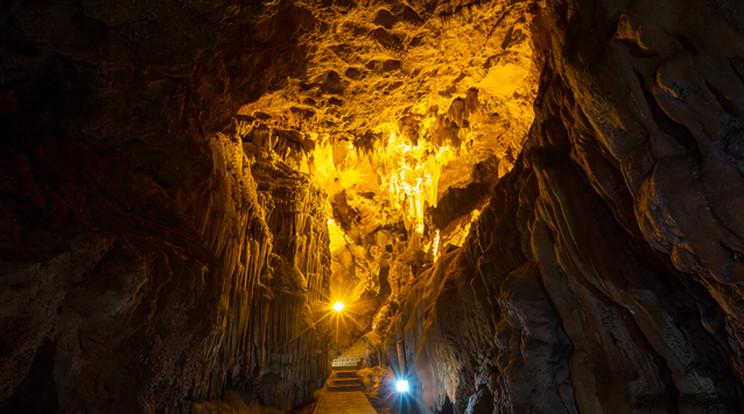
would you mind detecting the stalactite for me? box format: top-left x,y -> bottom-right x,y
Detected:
182,137 -> 333,408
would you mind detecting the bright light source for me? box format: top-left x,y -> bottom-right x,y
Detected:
396,379 -> 409,393
333,301 -> 345,312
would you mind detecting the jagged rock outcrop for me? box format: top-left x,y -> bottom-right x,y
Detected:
382,0 -> 744,413
0,1 -> 330,412
237,0 -> 544,317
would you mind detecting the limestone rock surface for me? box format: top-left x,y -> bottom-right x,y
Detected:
2,0 -> 744,413
379,0 -> 744,413
0,1 -> 330,412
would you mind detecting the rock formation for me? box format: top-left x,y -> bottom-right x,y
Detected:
0,2 -> 329,412
383,0 -> 744,412
1,0 -> 743,413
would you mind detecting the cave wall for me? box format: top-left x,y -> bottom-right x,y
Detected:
384,0 -> 744,412
3,0 -> 744,412
0,1 -> 329,412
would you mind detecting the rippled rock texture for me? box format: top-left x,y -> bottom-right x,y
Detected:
2,0 -> 744,413
383,0 -> 744,413
1,1 -> 329,412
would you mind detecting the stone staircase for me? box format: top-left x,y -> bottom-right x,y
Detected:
327,340 -> 366,392
327,367 -> 363,392
314,341 -> 376,414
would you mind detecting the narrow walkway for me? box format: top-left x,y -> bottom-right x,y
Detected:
314,341 -> 376,414
314,390 -> 376,414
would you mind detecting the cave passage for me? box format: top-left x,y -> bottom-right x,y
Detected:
233,0 -> 541,358
2,0 -> 744,413
230,1 -> 542,404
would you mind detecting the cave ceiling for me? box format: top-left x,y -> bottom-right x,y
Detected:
238,0 -> 543,305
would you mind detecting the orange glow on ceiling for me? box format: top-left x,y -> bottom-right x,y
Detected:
313,123 -> 456,239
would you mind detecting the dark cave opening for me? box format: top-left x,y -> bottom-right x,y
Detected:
0,340 -> 58,414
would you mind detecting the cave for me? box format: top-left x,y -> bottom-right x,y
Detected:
2,0 -> 744,413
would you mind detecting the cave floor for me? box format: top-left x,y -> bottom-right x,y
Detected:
314,342 -> 377,413
314,390 -> 377,414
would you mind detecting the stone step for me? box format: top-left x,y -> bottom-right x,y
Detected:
331,364 -> 360,372
333,356 -> 362,363
331,361 -> 362,370
330,362 -> 362,368
335,371 -> 358,378
328,384 -> 363,392
331,378 -> 361,386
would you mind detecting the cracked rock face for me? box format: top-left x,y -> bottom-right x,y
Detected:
2,0 -> 744,412
236,0 -> 543,328
381,0 -> 744,413
0,1 -> 331,412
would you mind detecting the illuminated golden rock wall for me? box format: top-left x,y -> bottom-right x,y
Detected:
383,0 -> 744,412
236,0 -> 544,332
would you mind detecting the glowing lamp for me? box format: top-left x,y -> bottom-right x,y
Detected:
396,379 -> 409,393
332,301 -> 345,312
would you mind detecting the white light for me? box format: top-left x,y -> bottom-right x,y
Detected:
333,302 -> 345,312
396,379 -> 409,393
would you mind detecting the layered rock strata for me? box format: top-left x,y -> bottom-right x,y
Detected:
0,1 -> 330,412
381,0 -> 744,412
